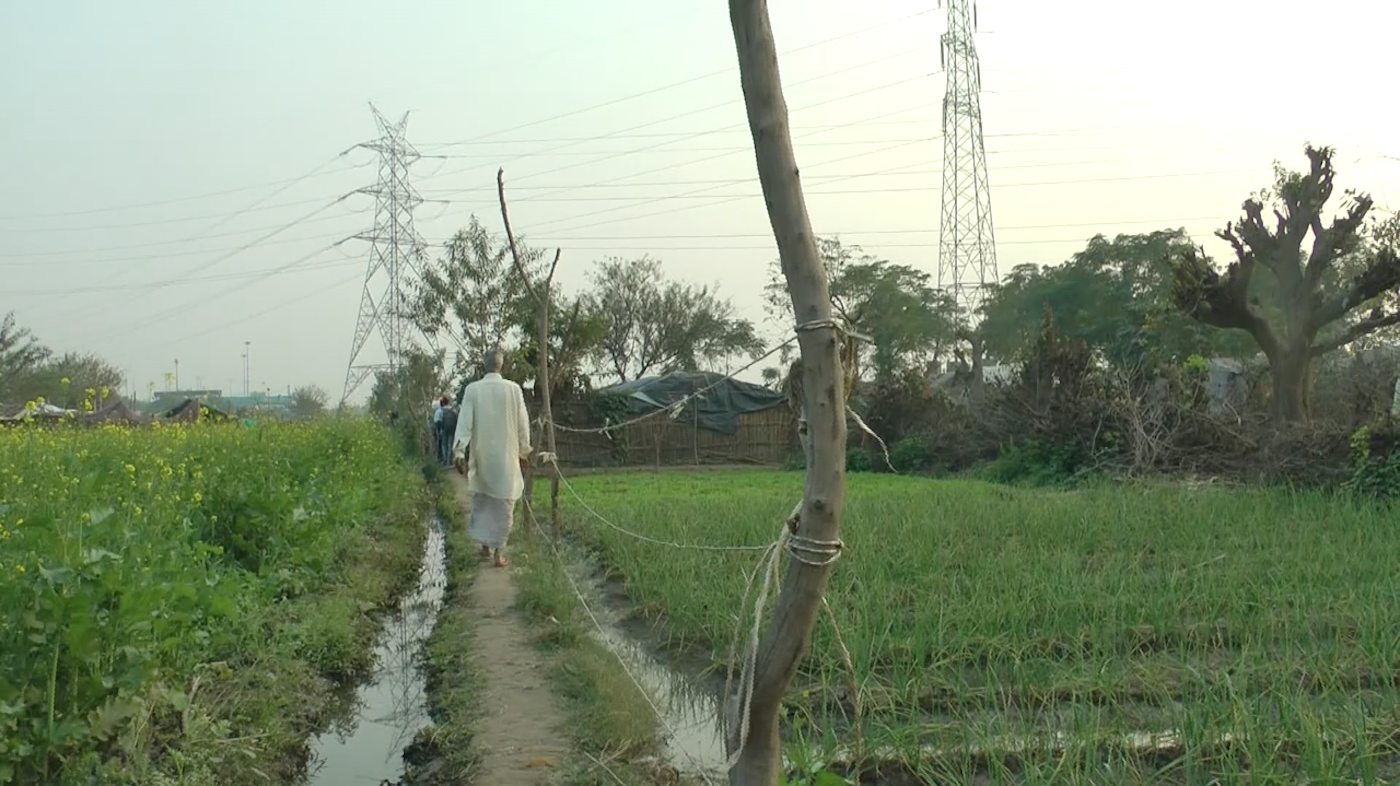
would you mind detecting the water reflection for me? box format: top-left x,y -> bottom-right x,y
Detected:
305,521 -> 447,785
589,626 -> 729,781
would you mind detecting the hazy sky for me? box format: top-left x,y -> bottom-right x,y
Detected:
3,0 -> 1396,404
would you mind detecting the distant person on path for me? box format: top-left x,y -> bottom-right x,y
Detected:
433,395 -> 450,464
440,400 -> 459,467
428,395 -> 445,462
452,348 -> 531,568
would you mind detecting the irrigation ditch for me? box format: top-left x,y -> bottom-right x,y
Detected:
302,517 -> 448,786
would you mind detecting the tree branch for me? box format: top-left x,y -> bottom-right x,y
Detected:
1309,247 -> 1400,334
497,167 -> 559,307
1312,309 -> 1400,356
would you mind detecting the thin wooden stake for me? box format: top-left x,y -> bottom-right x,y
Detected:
497,168 -> 563,539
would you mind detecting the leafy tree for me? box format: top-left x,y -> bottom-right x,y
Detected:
411,215 -> 546,382
290,385 -> 330,419
16,352 -> 125,410
1169,145 -> 1400,421
506,288 -> 608,401
763,237 -> 962,382
980,230 -> 1254,370
0,312 -> 51,403
587,256 -> 763,381
368,348 -> 448,421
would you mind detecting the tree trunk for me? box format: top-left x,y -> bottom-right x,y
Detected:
1270,349 -> 1312,423
728,1 -> 849,784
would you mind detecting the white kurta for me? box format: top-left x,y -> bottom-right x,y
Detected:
452,373 -> 532,501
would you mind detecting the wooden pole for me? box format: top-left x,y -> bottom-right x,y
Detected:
727,2 -> 848,784
497,168 -> 563,538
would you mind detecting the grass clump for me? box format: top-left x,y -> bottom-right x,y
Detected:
510,523 -> 675,785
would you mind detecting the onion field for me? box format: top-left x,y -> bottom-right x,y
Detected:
561,470 -> 1400,784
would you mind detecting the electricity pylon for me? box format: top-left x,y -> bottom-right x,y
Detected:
937,0 -> 998,319
340,104 -> 431,405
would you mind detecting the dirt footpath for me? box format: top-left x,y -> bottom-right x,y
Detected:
449,474 -> 568,784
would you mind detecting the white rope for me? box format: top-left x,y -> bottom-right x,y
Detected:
518,494 -> 723,786
550,459 -> 769,552
533,452 -> 846,773
721,523 -> 844,771
523,314 -> 857,772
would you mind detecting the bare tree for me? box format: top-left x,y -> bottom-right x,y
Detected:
1170,146 -> 1400,421
727,1 -> 848,784
497,168 -> 562,535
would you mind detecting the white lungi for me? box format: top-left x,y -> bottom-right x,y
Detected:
468,493 -> 515,550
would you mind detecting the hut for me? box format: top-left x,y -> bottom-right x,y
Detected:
550,371 -> 792,467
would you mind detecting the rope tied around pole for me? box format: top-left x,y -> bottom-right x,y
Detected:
722,520 -> 844,772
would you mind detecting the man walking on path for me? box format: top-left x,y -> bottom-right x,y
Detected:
452,348 -> 531,568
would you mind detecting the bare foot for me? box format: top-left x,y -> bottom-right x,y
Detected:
478,545 -> 492,560
493,552 -> 509,568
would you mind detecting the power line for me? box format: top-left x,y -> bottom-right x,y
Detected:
417,61 -> 938,192
9,256 -> 363,296
418,8 -> 939,151
53,194 -> 354,331
0,146 -> 1259,271
85,241 -> 351,344
0,154 -> 369,221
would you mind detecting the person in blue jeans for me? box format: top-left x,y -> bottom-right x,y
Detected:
440,399 -> 459,466
433,396 -> 450,464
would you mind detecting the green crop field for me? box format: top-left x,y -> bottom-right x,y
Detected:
560,469 -> 1400,784
0,419 -> 427,786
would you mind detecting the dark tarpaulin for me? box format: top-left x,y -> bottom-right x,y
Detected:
596,371 -> 786,435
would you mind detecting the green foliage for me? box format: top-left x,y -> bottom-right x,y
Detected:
887,436 -> 928,474
0,315 -> 124,409
411,215 -> 544,379
1167,146 -> 1400,421
844,447 -> 871,473
979,439 -> 1092,485
1342,424 -> 1400,498
764,237 -> 962,379
0,313 -> 50,403
588,255 -> 764,382
510,290 -> 609,400
564,470 -> 1400,782
584,392 -> 631,463
980,229 -> 1252,370
288,385 -> 329,420
0,419 -> 423,784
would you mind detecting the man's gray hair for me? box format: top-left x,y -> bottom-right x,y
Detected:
483,347 -> 505,373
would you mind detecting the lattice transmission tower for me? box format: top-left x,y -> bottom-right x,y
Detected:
340,104 -> 432,405
937,0 -> 998,318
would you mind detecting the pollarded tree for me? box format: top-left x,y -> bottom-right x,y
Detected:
1169,146 -> 1400,421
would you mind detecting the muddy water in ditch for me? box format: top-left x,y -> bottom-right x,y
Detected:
305,520 -> 446,786
567,559 -> 730,782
